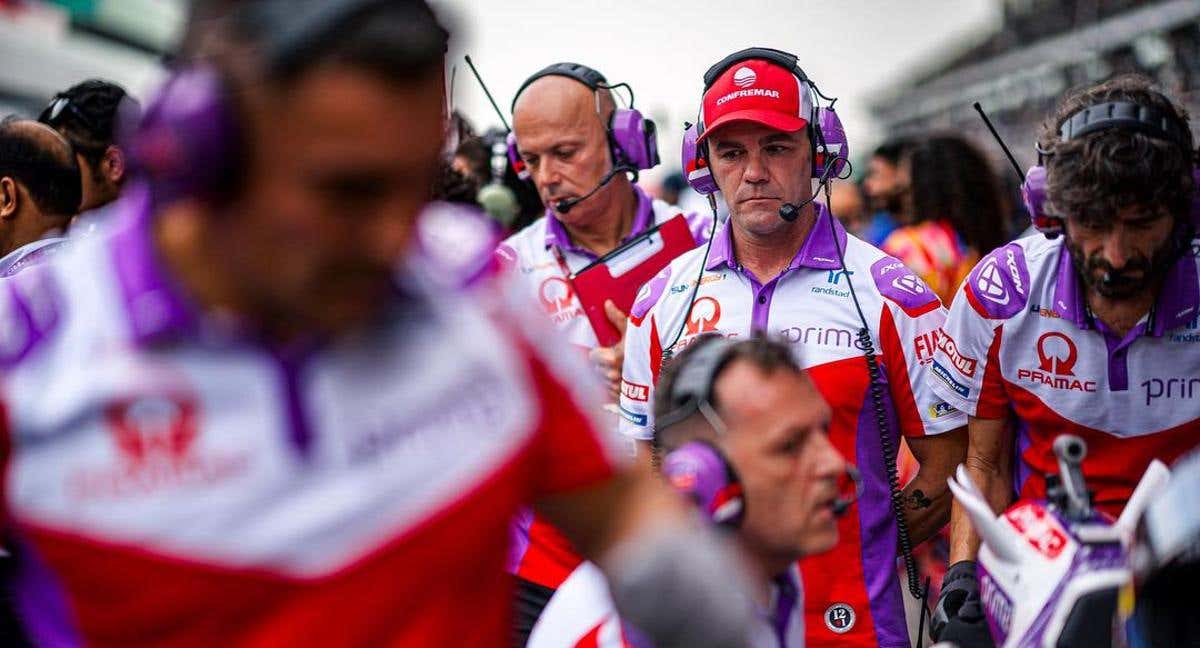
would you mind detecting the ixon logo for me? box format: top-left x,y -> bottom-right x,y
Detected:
1141,377 -> 1200,406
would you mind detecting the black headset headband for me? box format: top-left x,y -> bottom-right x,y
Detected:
702,47 -> 809,90
655,335 -> 739,433
1058,101 -> 1192,152
511,62 -> 608,111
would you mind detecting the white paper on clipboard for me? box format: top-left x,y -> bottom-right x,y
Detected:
602,229 -> 666,279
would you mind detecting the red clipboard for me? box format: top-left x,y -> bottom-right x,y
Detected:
570,214 -> 698,346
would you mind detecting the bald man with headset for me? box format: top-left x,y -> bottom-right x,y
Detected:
496,62 -> 710,645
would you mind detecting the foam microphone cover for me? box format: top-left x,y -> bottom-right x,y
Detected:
477,183 -> 519,228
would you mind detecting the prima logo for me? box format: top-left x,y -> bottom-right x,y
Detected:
1141,377 -> 1200,406
780,326 -> 866,350
732,66 -> 756,88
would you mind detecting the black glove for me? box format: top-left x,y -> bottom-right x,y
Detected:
930,560 -> 995,648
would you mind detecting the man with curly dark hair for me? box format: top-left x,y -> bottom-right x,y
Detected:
39,79 -> 140,212
926,73 -> 1200,647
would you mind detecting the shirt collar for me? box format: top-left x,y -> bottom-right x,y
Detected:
706,202 -> 847,272
1052,243 -> 1199,336
107,187 -> 199,346
542,184 -> 655,257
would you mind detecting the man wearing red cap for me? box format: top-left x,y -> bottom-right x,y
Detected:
620,48 -> 968,647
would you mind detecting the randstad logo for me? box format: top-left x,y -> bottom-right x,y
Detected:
826,269 -> 854,285
1017,332 -> 1096,392
733,66 -> 757,88
686,296 -> 722,335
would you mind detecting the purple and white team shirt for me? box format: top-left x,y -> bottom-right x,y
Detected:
620,204 -> 965,648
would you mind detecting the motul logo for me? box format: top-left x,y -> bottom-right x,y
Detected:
621,380 -> 649,402
936,332 -> 977,377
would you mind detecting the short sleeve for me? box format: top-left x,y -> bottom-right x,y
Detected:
878,298 -> 967,437
928,283 -> 1009,419
617,311 -> 661,442
871,256 -> 967,436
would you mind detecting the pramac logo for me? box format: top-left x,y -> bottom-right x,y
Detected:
538,277 -> 574,314
1016,332 -> 1096,392
67,393 -> 251,501
686,296 -> 722,335
107,396 -> 199,466
1036,332 -> 1077,375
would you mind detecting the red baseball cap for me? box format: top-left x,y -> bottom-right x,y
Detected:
699,58 -> 812,142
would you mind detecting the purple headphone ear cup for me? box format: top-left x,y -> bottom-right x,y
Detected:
129,67 -> 241,206
662,440 -> 744,527
681,122 -> 719,195
1022,165 -> 1063,238
813,108 -> 848,179
609,107 -> 659,171
505,132 -> 530,181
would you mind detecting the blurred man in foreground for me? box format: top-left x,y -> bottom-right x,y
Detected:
0,2 -> 753,645
0,117 -> 79,275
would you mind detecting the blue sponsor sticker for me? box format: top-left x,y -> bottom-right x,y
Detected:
619,405 -> 648,427
932,361 -> 971,398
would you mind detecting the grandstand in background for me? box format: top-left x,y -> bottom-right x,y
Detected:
871,0 -> 1200,173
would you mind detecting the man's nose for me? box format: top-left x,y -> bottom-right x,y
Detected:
814,431 -> 846,480
742,151 -> 770,184
1101,229 -> 1133,269
534,160 -> 562,193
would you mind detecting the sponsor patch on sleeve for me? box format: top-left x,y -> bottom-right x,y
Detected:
620,379 -> 649,402
932,361 -> 971,398
927,401 -> 958,419
618,405 -> 648,427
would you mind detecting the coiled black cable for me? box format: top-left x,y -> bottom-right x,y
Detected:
821,175 -> 923,600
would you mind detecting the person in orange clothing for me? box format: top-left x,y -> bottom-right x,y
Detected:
882,134 -> 1009,305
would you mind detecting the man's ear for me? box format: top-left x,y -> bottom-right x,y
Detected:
0,177 -> 18,220
102,146 -> 126,185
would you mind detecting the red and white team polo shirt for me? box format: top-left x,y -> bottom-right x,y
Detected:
620,204 -> 966,648
0,193 -> 622,647
928,233 -> 1200,516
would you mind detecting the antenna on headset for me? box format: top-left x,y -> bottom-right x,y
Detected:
973,101 -> 1025,181
464,55 -> 511,132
